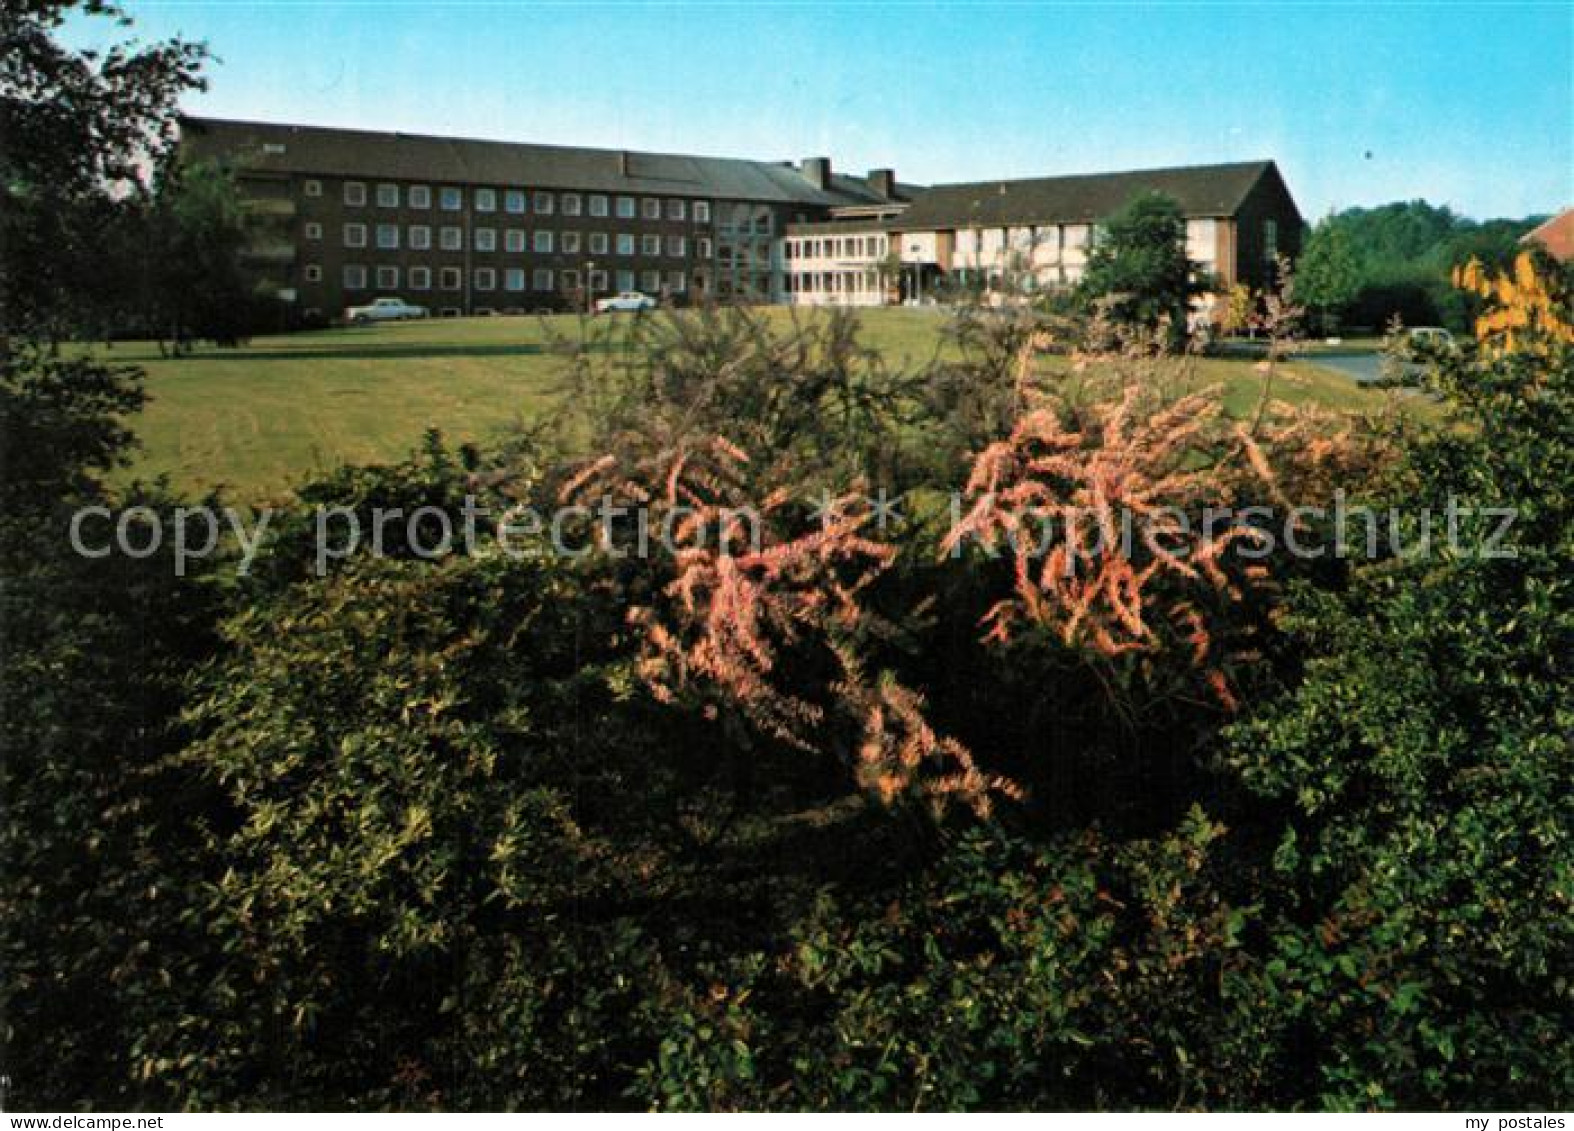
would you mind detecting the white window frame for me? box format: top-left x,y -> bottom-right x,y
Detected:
641,198 -> 660,221
533,230 -> 554,253
303,179 -> 322,198
376,265 -> 399,289
616,196 -> 636,219
376,183 -> 399,208
533,191 -> 554,216
505,229 -> 526,253
409,225 -> 431,250
561,193 -> 582,216
589,195 -> 609,218
343,181 -> 366,207
505,268 -> 526,292
439,266 -> 462,290
616,269 -> 634,291
343,264 -> 367,289
410,266 -> 432,291
304,222 -> 322,241
475,267 -> 496,291
440,226 -> 463,251
440,187 -> 463,211
616,233 -> 635,256
303,264 -> 322,282
666,235 -> 686,257
505,190 -> 526,214
343,222 -> 367,248
589,232 -> 609,255
561,231 -> 581,254
376,224 -> 399,250
475,227 -> 496,252
532,268 -> 554,292
693,201 -> 711,224
408,185 -> 431,209
641,234 -> 660,256
666,199 -> 686,221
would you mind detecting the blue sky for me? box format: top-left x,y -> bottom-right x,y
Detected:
79,2 -> 1572,220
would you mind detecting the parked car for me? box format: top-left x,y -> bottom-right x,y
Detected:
594,291 -> 656,314
1405,326 -> 1455,350
345,296 -> 429,324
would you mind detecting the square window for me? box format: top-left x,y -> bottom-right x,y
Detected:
561,268 -> 581,290
562,193 -> 582,216
440,187 -> 463,211
666,235 -> 685,257
475,188 -> 496,212
589,232 -> 608,255
641,270 -> 660,291
305,222 -> 322,241
505,190 -> 526,214
533,191 -> 554,215
616,269 -> 634,291
475,227 -> 496,252
343,223 -> 367,248
303,264 -> 322,282
409,225 -> 431,250
693,201 -> 711,224
505,229 -> 526,253
344,182 -> 366,206
440,266 -> 462,290
505,268 -> 525,292
376,183 -> 399,208
590,269 -> 608,291
440,226 -> 463,251
616,233 -> 635,256
303,179 -> 322,198
409,185 -> 431,209
532,268 -> 553,292
616,196 -> 636,219
641,234 -> 660,256
343,264 -> 367,288
376,265 -> 399,289
376,224 -> 399,250
533,230 -> 554,253
589,195 -> 608,217
641,198 -> 660,220
668,270 -> 686,292
475,267 -> 496,291
410,266 -> 431,290
666,199 -> 685,221
561,231 -> 581,254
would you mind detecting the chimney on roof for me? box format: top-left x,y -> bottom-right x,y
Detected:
867,168 -> 896,200
801,156 -> 832,191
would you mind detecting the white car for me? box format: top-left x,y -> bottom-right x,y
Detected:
594,291 -> 657,314
345,296 -> 428,324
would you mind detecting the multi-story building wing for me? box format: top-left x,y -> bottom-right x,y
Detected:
180,117 -> 910,320
785,160 -> 1303,307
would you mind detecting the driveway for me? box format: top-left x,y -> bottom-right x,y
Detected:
1302,349 -> 1387,384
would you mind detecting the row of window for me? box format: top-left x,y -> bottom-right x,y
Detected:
331,264 -> 689,294
309,178 -> 712,223
784,235 -> 891,260
326,222 -> 706,258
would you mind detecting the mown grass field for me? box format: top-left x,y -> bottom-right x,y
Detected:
107,308 -> 1407,501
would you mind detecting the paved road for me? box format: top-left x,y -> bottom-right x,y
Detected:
1302,350 -> 1387,384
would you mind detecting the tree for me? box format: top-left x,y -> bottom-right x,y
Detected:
1296,219 -> 1360,335
0,1 -> 208,342
1077,191 -> 1200,350
141,159 -> 260,353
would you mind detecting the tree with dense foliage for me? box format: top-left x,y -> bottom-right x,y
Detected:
1296,218 -> 1361,334
0,0 -> 207,341
1077,191 -> 1201,350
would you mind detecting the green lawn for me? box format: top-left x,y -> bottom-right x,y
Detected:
107,309 -> 1403,501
